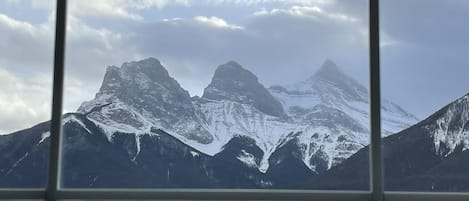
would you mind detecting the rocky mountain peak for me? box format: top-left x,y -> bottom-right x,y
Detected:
120,57 -> 169,81
78,57 -> 213,144
202,61 -> 286,118
314,59 -> 342,78
308,60 -> 368,103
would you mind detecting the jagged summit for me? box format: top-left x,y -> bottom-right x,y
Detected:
314,59 -> 342,78
220,60 -> 244,70
120,57 -> 169,79
269,59 -> 417,135
98,57 -> 178,94
202,61 -> 286,118
121,57 -> 167,77
78,57 -> 213,144
309,60 -> 368,102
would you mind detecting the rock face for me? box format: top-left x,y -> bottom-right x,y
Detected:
78,57 -> 213,144
202,61 -> 286,118
0,58 -> 419,189
311,94 -> 469,191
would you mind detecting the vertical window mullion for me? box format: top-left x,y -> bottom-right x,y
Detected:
47,0 -> 67,201
369,0 -> 384,201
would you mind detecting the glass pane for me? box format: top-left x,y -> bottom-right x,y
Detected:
62,0 -> 370,189
0,1 -> 56,188
380,0 -> 469,191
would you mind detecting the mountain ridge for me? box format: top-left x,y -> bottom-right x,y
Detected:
0,57 -> 420,188
311,92 -> 469,191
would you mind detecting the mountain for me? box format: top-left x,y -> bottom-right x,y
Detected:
202,61 -> 287,118
0,58 -> 417,188
269,59 -> 417,135
311,93 -> 469,191
0,114 -> 270,188
78,57 -> 213,144
268,59 -> 418,172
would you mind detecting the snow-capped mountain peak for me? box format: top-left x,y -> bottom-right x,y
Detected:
270,60 -> 417,134
78,58 -> 213,145
313,59 -> 348,81
202,61 -> 286,118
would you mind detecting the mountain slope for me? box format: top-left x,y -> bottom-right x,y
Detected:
267,60 -> 418,172
311,93 -> 469,191
0,113 -> 272,188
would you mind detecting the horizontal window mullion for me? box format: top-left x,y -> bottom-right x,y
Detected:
0,189 -> 46,200
55,189 -> 371,201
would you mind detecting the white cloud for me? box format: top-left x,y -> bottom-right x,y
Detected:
254,5 -> 359,22
0,11 -> 141,133
68,0 -> 143,21
129,0 -> 192,9
0,68 -> 52,134
204,0 -> 332,6
194,16 -> 243,29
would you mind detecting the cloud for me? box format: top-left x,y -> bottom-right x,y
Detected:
68,1 -> 143,21
254,5 -> 359,22
63,15 -> 142,112
0,10 -> 141,133
194,16 -> 243,29
201,0 -> 332,6
131,6 -> 368,97
0,68 -> 52,134
0,13 -> 54,72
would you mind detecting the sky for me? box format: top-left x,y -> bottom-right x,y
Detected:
0,0 -> 468,134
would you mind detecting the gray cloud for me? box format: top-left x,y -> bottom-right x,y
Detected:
132,6 -> 368,96
0,14 -> 55,73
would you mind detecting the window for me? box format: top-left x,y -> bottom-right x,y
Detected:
61,0 -> 370,190
1,0 -> 469,201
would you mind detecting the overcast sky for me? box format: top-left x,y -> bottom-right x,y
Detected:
1,0 -> 468,134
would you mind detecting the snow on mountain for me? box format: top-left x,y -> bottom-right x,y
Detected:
268,60 -> 418,171
310,92 -> 469,191
77,58 -> 213,152
423,93 -> 469,157
193,98 -> 298,172
269,59 -> 418,136
75,58 -> 418,174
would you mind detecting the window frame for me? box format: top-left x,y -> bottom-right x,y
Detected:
0,0 -> 467,201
